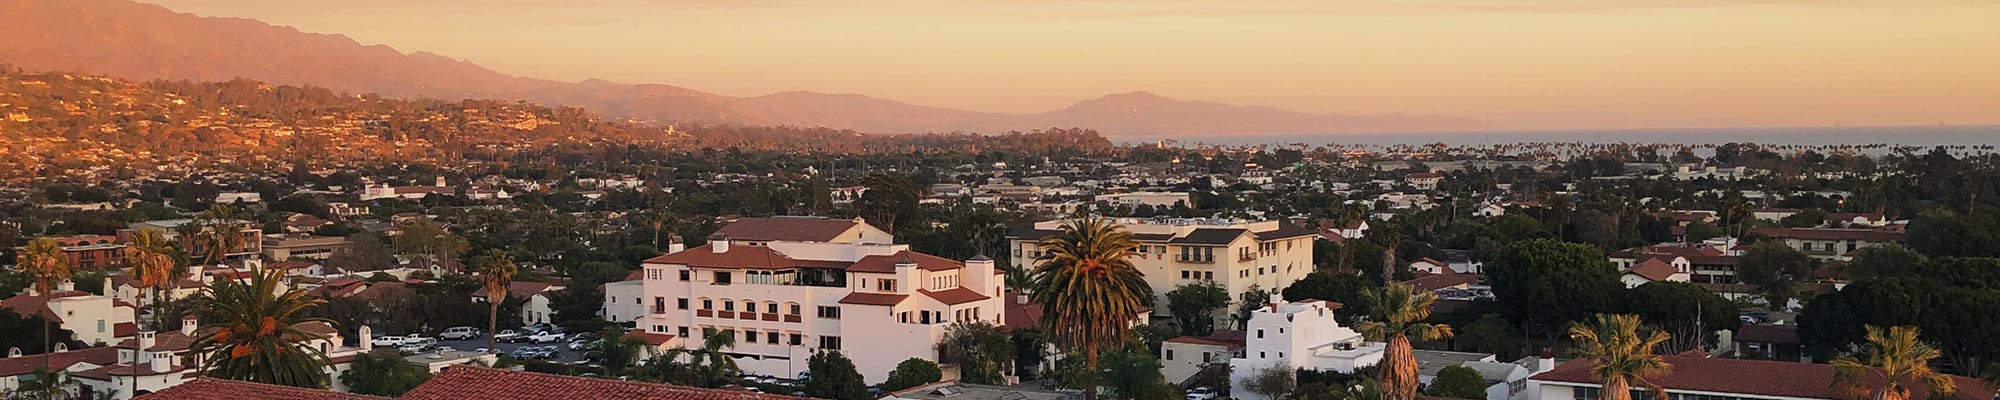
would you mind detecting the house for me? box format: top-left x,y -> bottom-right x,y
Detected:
1094,191 -> 1191,209
0,346 -> 122,397
472,281 -> 565,326
1473,203 -> 1507,217
1410,258 -> 1449,275
1619,257 -> 1691,288
1753,208 -> 1801,222
1414,350 -> 1534,400
1405,172 -> 1444,190
634,218 -> 1005,383
1747,227 -> 1905,261
1730,325 -> 1808,363
1010,218 -> 1316,316
1316,219 -> 1368,243
1228,300 -> 1383,400
212,192 -> 262,204
326,202 -> 369,218
359,177 -> 453,201
1,285 -> 137,346
1527,353 -> 1994,400
261,234 -> 348,261
71,315 -> 366,399
1160,330 -> 1246,385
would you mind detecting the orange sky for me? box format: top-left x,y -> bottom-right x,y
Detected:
144,0 -> 2000,130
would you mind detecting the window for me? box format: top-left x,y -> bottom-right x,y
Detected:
789,333 -> 803,346
879,279 -> 897,292
713,271 -> 732,285
745,330 -> 757,342
677,298 -> 689,310
701,299 -> 713,310
1181,270 -> 1190,279
789,303 -> 801,315
1260,351 -> 1267,359
819,336 -> 843,350
678,326 -> 690,337
742,300 -> 754,312
1165,349 -> 1174,360
766,303 -> 778,314
679,270 -> 690,281
724,301 -> 736,311
817,306 -> 842,319
1257,329 -> 1264,339
97,319 -> 105,333
767,332 -> 779,344
653,297 -> 667,314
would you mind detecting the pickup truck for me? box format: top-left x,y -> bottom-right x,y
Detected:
528,331 -> 567,344
371,336 -> 407,347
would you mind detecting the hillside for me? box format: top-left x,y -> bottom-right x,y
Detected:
0,0 -> 1484,136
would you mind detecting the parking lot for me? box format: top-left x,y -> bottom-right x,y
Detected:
418,337 -> 589,364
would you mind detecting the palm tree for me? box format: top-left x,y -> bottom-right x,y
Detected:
1568,314 -> 1672,400
1832,325 -> 1957,400
664,329 -> 739,387
1357,283 -> 1454,400
1027,217 -> 1152,400
474,249 -> 517,353
196,205 -> 248,265
123,230 -> 177,329
596,328 -> 654,378
19,238 -> 72,353
188,266 -> 333,388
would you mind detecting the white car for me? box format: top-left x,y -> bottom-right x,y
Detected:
440,327 -> 482,340
1185,386 -> 1219,400
528,331 -> 566,344
371,335 -> 408,347
396,343 -> 429,353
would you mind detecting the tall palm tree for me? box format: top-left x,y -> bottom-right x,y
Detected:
1358,283 -> 1454,400
1027,217 -> 1152,400
474,249 -> 517,353
124,230 -> 177,329
188,266 -> 333,388
19,238 -> 72,353
1568,314 -> 1672,400
1832,325 -> 1957,400
197,206 -> 248,265
664,329 -> 739,388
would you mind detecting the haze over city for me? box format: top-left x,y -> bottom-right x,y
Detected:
134,0 -> 2000,130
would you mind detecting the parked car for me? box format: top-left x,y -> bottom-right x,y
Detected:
405,337 -> 438,347
397,343 -> 430,354
1186,386 -> 1220,400
494,330 -> 525,343
440,327 -> 482,340
528,331 -> 567,344
567,339 -> 593,350
371,335 -> 408,347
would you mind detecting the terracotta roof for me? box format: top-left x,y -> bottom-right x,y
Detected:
918,288 -> 990,305
1169,228 -> 1250,245
400,366 -> 812,400
1001,292 -> 1042,331
71,363 -> 189,379
713,217 -> 862,243
1412,257 -> 1447,267
1400,272 -> 1478,292
643,246 -> 801,270
838,292 -> 909,306
1623,258 -> 1680,282
1748,227 -> 1906,242
0,346 -> 119,377
1253,223 -> 1318,240
1164,330 -> 1247,348
848,251 -> 962,273
624,331 -> 678,346
0,291 -> 92,322
138,377 -> 386,400
1533,354 -> 1995,400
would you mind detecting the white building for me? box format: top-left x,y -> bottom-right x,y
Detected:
1159,331 -> 1245,385
1009,218 -> 1316,316
360,177 -> 453,201
1227,300 -> 1383,400
0,284 -> 137,346
1094,192 -> 1192,209
634,217 -> 1005,383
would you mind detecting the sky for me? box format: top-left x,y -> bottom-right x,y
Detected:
143,0 -> 2000,130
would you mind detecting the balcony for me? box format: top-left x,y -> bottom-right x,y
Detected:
651,306 -> 667,315
740,312 -> 758,320
1176,255 -> 1215,264
696,309 -> 713,318
717,311 -> 736,319
1238,254 -> 1257,262
763,314 -> 780,322
784,315 -> 802,323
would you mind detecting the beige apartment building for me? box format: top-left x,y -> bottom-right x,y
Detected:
1008,217 -> 1317,315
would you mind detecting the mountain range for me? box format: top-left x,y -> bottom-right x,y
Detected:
0,0 -> 1486,136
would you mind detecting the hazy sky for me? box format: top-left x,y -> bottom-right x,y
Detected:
143,0 -> 2000,130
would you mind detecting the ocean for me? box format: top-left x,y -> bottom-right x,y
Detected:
1117,125 -> 2000,147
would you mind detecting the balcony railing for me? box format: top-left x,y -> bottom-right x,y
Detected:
717,311 -> 736,319
1176,255 -> 1215,263
763,314 -> 780,322
740,312 -> 758,320
696,309 -> 713,318
784,315 -> 802,323
1238,254 -> 1257,262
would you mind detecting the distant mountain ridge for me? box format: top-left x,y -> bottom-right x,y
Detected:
0,0 -> 1486,136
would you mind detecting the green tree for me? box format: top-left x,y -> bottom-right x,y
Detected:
1454,314 -> 1522,360
1568,314 -> 1672,400
195,205 -> 250,264
597,328 -> 654,377
882,358 -> 943,392
1098,346 -> 1175,400
189,266 -> 332,388
1621,282 -> 1740,354
393,221 -> 468,264
1028,217 -> 1152,400
1487,239 -> 1621,340
805,350 -> 868,400
854,174 -> 921,232
667,329 -> 740,388
1832,325 -> 1957,400
339,349 -> 433,396
1240,364 -> 1296,400
1235,285 -> 1271,331
124,230 -> 177,331
935,321 -> 1013,385
1165,282 -> 1229,336
1280,272 -> 1375,324
1842,245 -> 1925,281
1682,221 -> 1723,242
1425,365 -> 1489,399
1358,283 -> 1454,400
474,249 -> 517,353
1738,241 -> 1814,309
19,238 -> 72,353
0,309 -> 82,356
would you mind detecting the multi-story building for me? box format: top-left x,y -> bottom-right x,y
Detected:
260,234 -> 348,261
124,219 -> 263,263
0,283 -> 137,346
1008,218 -> 1316,314
634,217 -> 1004,382
1227,300 -> 1383,400
1747,227 -> 1905,261
23,235 -> 129,270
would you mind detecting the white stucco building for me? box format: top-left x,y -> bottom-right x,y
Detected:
1009,218 -> 1316,316
1227,300 -> 1383,400
633,217 -> 1005,383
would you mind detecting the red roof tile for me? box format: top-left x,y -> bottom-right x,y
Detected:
839,292 -> 910,306
624,331 -> 678,346
1534,354 -> 1994,399
1623,258 -> 1680,282
644,246 -> 801,270
1400,273 -> 1478,292
713,217 -> 864,243
401,366 -> 813,400
137,377 -> 386,400
1164,330 -> 1247,348
918,288 -> 990,305
0,346 -> 119,377
848,251 -> 961,273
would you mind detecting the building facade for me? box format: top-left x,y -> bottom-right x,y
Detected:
1009,218 -> 1316,315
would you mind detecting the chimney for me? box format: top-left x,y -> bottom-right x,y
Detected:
359,326 -> 374,352
56,280 -> 74,293
138,331 -> 157,352
435,176 -> 446,187
1538,347 -> 1556,372
668,236 -> 686,253
964,254 -> 994,296
181,315 -> 198,336
709,234 -> 730,253
894,254 -> 918,294
101,276 -> 113,297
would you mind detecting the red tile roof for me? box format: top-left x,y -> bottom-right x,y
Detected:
644,245 -> 801,270
847,251 -> 963,273
624,331 -> 678,346
1533,354 -> 1995,400
1164,330 -> 1247,348
0,291 -> 92,322
838,292 -> 909,306
1623,258 -> 1680,282
917,288 -> 990,305
0,346 -> 119,377
400,366 -> 814,400
1400,272 -> 1478,292
1748,227 -> 1906,242
136,377 -> 387,400
713,217 -> 863,243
